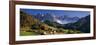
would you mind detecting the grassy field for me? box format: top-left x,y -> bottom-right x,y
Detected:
20,31 -> 40,36
20,28 -> 81,36
20,26 -> 81,36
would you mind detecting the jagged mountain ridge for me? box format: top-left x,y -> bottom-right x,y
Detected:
33,13 -> 80,24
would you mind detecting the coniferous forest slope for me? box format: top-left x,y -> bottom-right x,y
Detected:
20,11 -> 90,36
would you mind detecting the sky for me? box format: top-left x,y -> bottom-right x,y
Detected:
20,8 -> 90,18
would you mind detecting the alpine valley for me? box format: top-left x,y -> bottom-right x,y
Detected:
20,10 -> 90,36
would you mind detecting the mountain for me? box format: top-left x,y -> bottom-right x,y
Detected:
64,15 -> 90,33
33,13 -> 54,22
33,13 -> 80,24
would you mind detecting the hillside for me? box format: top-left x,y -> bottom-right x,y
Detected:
20,11 -> 39,27
64,15 -> 90,33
